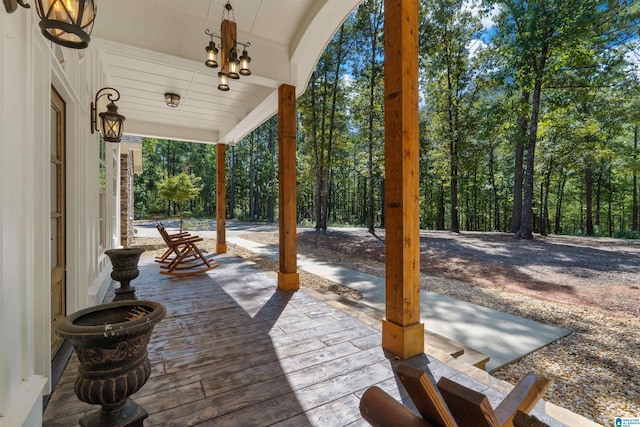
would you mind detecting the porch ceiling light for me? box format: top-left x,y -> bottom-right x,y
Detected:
91,87 -> 125,143
204,1 -> 251,91
34,0 -> 96,49
3,0 -> 30,13
164,93 -> 180,108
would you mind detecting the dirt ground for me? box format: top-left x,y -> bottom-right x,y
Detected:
297,229 -> 640,317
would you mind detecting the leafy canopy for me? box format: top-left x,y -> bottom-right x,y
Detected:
157,172 -> 202,231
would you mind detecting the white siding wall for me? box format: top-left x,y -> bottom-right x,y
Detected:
0,8 -> 117,426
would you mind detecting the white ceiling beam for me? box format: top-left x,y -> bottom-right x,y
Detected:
124,119 -> 219,144
218,89 -> 279,144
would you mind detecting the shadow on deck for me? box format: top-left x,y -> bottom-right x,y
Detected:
43,253 -> 564,426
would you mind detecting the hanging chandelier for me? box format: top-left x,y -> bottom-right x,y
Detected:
204,1 -> 251,92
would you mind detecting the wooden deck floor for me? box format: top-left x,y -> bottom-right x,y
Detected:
43,253 -> 561,426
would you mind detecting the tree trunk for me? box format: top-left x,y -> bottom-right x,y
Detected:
229,145 -> 235,218
450,154 -> 459,233
437,180 -> 445,230
367,131 -> 375,234
201,144 -> 209,216
367,79 -> 376,234
595,165 -> 602,227
489,143 -> 500,231
249,133 -> 255,221
540,158 -> 552,236
361,178 -> 368,225
511,91 -> 529,233
324,28 -> 345,232
268,118 -> 276,222
309,76 -> 323,232
608,164 -> 613,237
351,153 -> 357,221
585,160 -> 594,236
633,125 -> 638,231
472,164 -> 479,230
380,177 -> 385,228
554,173 -> 565,234
318,66 -> 329,232
446,47 -> 460,233
516,130 -> 535,239
365,13 -> 381,235
516,45 -> 548,240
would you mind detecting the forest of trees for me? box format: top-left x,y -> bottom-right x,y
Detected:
134,0 -> 640,239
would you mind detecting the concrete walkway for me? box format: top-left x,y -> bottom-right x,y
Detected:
134,220 -> 570,372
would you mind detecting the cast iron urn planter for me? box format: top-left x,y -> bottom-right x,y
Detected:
105,247 -> 145,301
55,300 -> 166,427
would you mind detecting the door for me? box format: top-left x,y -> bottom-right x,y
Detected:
50,88 -> 66,357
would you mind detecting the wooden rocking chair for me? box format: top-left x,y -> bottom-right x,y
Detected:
360,364 -> 551,427
156,223 -> 218,277
154,222 -> 199,264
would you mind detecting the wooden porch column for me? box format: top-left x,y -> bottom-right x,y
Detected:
216,143 -> 227,253
278,84 -> 300,290
382,0 -> 424,358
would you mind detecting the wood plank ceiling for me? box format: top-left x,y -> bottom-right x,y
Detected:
91,0 -> 362,145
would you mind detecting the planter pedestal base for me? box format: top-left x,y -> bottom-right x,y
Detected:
105,248 -> 145,302
80,398 -> 147,427
113,285 -> 138,302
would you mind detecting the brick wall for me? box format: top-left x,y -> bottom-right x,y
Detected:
120,152 -> 134,247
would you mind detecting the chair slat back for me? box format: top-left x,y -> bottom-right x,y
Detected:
436,376 -> 500,427
156,223 -> 173,246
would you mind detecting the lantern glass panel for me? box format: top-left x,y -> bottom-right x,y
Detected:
205,43 -> 219,68
228,59 -> 240,79
101,114 -> 122,141
35,0 -> 96,49
239,52 -> 251,76
218,72 -> 230,91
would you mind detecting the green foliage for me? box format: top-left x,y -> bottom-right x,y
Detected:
156,172 -> 202,231
132,0 -> 640,240
157,172 -> 201,204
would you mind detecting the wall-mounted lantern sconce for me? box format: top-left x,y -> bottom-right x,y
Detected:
164,93 -> 180,108
3,0 -> 30,13
91,87 -> 125,143
34,0 -> 96,49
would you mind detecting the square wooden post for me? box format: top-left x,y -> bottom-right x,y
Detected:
382,0 -> 424,358
278,84 -> 300,290
216,143 -> 227,253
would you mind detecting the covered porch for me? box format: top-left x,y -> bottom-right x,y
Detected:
43,254 -> 565,426
0,0 -> 600,425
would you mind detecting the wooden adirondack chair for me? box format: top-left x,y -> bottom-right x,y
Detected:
360,364 -> 551,427
156,223 -> 218,277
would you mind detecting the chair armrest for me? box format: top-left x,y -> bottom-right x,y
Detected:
168,231 -> 192,238
360,386 -> 433,427
170,236 -> 203,244
494,374 -> 550,427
